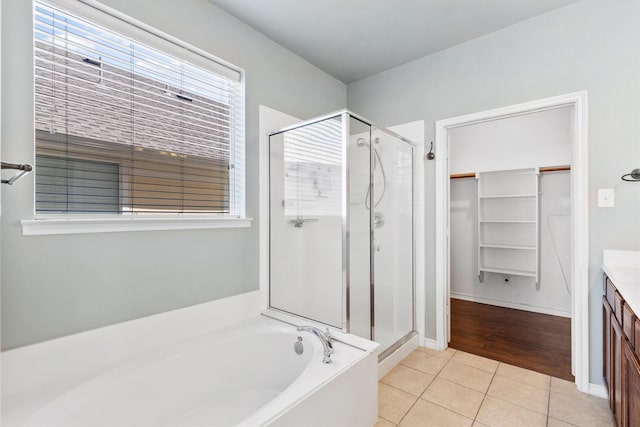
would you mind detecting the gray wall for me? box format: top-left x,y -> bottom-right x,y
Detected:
1,0 -> 346,349
347,0 -> 640,385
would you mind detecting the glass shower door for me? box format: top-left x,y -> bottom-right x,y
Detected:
269,116 -> 345,328
372,127 -> 414,353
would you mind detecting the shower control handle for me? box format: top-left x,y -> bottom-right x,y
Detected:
374,239 -> 381,252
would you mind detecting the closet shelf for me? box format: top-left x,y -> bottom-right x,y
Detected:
480,244 -> 536,250
476,167 -> 540,288
479,267 -> 537,277
479,194 -> 537,199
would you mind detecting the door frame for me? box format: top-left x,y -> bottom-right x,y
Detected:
434,91 -> 589,392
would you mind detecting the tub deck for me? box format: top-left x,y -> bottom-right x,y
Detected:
2,295 -> 378,426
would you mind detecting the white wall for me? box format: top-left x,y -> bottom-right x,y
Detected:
0,0 -> 346,349
449,107 -> 572,174
347,0 -> 640,385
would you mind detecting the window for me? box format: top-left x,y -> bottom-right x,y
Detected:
33,1 -> 245,218
35,154 -> 120,213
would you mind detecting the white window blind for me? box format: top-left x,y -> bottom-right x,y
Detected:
33,0 -> 245,215
282,117 -> 343,217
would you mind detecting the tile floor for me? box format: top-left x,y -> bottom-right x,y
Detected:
377,347 -> 613,427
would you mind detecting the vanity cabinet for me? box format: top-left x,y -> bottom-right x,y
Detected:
612,306 -> 624,427
622,339 -> 640,426
604,275 -> 640,427
604,295 -> 612,403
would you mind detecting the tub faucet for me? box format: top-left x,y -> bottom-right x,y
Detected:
297,326 -> 334,364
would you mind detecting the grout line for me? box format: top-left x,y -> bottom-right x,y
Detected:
419,356 -> 478,423
417,374 -> 479,421
428,375 -> 491,396
379,381 -> 423,398
446,355 -> 498,371
417,397 -> 475,423
546,375 -> 552,427
492,371 -> 552,391
487,395 -> 552,422
384,351 -> 590,426
472,363 -> 498,423
379,353 -> 438,397
377,381 -> 419,425
414,347 -> 458,360
395,391 -> 421,425
546,397 -> 550,425
547,416 -> 580,427
485,394 -> 551,417
483,378 -> 552,417
378,415 -> 396,425
396,355 -> 453,425
395,362 -> 442,377
397,360 -> 448,377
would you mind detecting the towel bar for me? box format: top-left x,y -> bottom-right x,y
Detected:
1,161 -> 33,185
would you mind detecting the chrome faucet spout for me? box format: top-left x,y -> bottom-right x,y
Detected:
297,326 -> 334,364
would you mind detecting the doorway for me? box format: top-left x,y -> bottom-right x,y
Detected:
434,92 -> 589,391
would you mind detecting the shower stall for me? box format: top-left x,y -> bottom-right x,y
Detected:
268,110 -> 415,358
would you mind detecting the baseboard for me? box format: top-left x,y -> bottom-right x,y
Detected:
421,338 -> 438,350
588,383 -> 608,399
378,335 -> 418,379
451,293 -> 571,318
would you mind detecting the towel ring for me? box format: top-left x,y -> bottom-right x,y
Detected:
621,168 -> 640,182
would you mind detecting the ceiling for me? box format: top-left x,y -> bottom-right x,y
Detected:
208,0 -> 579,83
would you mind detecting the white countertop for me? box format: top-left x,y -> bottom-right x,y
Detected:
603,250 -> 640,315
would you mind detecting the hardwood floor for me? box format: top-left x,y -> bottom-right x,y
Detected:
449,298 -> 574,381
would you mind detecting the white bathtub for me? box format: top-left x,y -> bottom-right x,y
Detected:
2,294 -> 379,427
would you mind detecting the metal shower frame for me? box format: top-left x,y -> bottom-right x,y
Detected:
268,109 -> 417,358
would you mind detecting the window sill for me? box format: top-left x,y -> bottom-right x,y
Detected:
21,216 -> 252,236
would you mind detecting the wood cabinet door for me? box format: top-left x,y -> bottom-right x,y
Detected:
604,297 -> 613,406
622,340 -> 640,427
613,314 -> 624,427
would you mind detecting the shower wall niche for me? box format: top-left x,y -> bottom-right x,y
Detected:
269,111 -> 415,356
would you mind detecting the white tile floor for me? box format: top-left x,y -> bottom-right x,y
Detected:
377,347 -> 613,427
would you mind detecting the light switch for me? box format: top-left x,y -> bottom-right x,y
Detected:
598,188 -> 615,207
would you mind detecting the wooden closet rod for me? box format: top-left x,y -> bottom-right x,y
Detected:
450,165 -> 571,179
450,173 -> 476,179
539,165 -> 571,173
